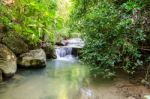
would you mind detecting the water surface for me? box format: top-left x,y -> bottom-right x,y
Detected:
0,60 -> 90,99
1,38 -> 148,99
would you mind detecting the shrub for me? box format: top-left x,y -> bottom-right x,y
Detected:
70,0 -> 148,78
0,0 -> 62,44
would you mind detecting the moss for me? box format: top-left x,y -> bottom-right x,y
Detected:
2,32 -> 29,55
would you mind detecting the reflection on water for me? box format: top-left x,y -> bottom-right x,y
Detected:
0,60 -> 89,99
0,59 -> 127,99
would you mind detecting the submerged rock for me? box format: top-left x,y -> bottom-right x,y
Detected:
18,49 -> 46,68
0,44 -> 17,78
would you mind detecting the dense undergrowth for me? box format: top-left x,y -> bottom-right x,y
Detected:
0,0 -> 64,45
1,0 -> 150,80
70,0 -> 150,79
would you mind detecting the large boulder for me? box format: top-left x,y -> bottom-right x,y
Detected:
1,33 -> 29,55
18,49 -> 47,68
0,44 -> 17,78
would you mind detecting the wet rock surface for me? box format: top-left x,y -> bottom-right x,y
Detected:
55,38 -> 84,59
0,44 -> 17,78
40,42 -> 56,59
18,49 -> 46,68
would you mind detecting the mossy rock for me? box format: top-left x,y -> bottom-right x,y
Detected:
2,32 -> 29,55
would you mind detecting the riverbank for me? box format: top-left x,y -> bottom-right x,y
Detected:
85,74 -> 150,99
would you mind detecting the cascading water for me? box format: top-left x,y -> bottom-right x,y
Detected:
55,47 -> 76,60
55,47 -> 72,58
55,38 -> 84,61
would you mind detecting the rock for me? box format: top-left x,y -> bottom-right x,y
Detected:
141,79 -> 150,88
2,33 -> 29,55
0,24 -> 7,42
55,42 -> 66,46
41,43 -> 56,59
0,30 -> 29,55
18,49 -> 46,68
43,47 -> 56,59
0,70 -> 2,82
0,44 -> 17,78
0,24 -> 7,33
0,33 -> 4,43
72,48 -> 81,57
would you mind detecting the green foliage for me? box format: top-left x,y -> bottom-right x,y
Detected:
70,0 -> 148,78
0,0 -> 63,44
55,0 -> 74,41
122,1 -> 141,11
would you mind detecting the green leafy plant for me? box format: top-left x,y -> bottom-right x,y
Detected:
0,0 -> 63,44
70,0 -> 148,78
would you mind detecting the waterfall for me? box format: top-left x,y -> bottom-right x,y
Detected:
55,38 -> 84,61
55,47 -> 76,61
55,47 -> 72,58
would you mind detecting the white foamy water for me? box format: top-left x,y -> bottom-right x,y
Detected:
55,38 -> 83,61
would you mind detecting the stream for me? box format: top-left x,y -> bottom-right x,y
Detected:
0,38 -> 148,99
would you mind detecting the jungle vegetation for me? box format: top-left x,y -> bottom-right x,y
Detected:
0,0 -> 150,79
70,0 -> 150,79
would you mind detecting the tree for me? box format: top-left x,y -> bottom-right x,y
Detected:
70,0 -> 149,78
